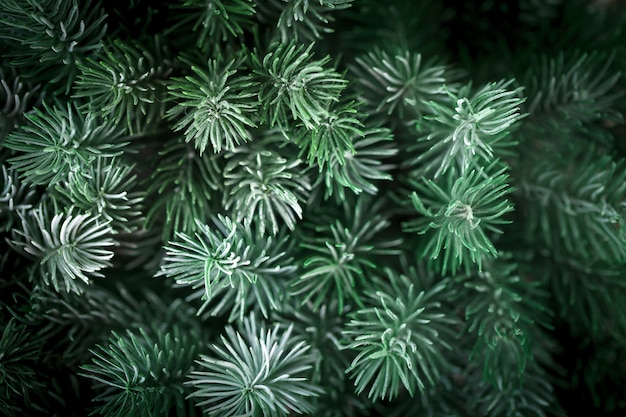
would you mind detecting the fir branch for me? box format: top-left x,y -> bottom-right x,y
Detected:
73,36 -> 173,134
292,99 -> 364,170
4,101 -> 127,187
0,0 -> 107,93
0,318 -> 45,417
0,67 -> 42,141
543,255 -> 626,340
167,57 -> 258,154
222,136 -> 311,236
403,161 -> 515,274
291,195 -> 402,313
518,147 -> 626,264
0,2 -> 623,415
187,314 -> 322,417
253,41 -> 347,129
81,325 -> 204,417
168,0 -> 256,47
52,157 -> 144,233
184,233 -> 295,322
456,254 -> 553,388
466,363 -> 565,417
26,284 -> 143,363
28,283 -> 205,367
343,266 -> 457,400
256,0 -> 353,42
350,48 -> 464,121
525,51 -> 623,127
277,301 -> 372,417
10,205 -> 116,294
144,136 -> 222,241
159,215 -> 296,320
316,123 -> 397,202
161,216 -> 257,298
514,50 -> 624,151
277,300 -> 347,383
405,80 -> 525,179
0,163 -> 38,233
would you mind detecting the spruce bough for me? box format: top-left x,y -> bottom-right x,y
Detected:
1,1 -> 625,416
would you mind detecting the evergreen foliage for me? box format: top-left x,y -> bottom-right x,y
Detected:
52,157 -> 145,233
0,318 -> 44,417
81,325 -> 203,417
167,56 -> 258,154
350,48 -> 463,122
160,214 -> 296,320
4,102 -> 127,186
0,67 -> 42,141
253,41 -> 347,129
222,134 -> 312,235
456,254 -> 553,388
0,163 -> 38,232
1,1 -> 625,416
256,0 -> 353,43
518,145 -> 626,263
0,0 -> 107,93
293,99 -> 364,169
144,135 -> 223,241
405,80 -> 525,179
187,314 -> 322,417
403,161 -> 514,274
10,205 -> 116,294
73,36 -> 172,134
168,0 -> 256,47
316,123 -> 396,201
291,195 -> 402,313
343,265 -> 456,400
